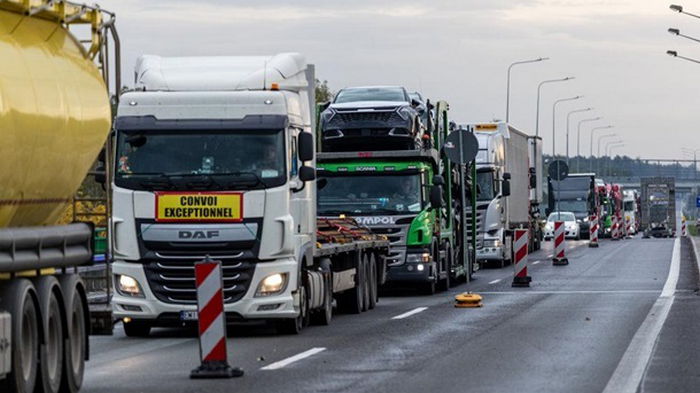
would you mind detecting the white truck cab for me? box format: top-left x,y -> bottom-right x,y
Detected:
111,54 -> 318,335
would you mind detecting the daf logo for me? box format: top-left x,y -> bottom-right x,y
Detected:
178,230 -> 220,239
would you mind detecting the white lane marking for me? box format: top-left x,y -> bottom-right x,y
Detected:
691,236 -> 700,284
391,306 -> 428,320
532,260 -> 541,265
488,279 -> 502,285
260,347 -> 326,370
602,238 -> 680,393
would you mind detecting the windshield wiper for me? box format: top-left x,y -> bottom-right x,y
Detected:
117,173 -> 175,190
163,172 -> 267,189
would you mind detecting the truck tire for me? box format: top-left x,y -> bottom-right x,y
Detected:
276,282 -> 309,335
57,275 -> 87,393
0,279 -> 39,393
123,320 -> 152,337
439,243 -> 453,291
367,254 -> 377,310
33,276 -> 64,393
311,272 -> 332,326
361,254 -> 370,312
338,252 -> 364,314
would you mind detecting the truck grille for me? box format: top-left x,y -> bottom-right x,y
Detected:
465,204 -> 487,249
371,225 -> 408,266
143,257 -> 255,304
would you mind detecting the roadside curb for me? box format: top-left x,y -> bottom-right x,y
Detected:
688,236 -> 700,288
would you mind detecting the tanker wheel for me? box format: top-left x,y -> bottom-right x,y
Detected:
33,276 -> 65,393
58,274 -> 87,393
0,279 -> 40,393
276,283 -> 308,335
361,253 -> 371,312
311,272 -> 333,326
367,254 -> 378,310
339,252 -> 364,314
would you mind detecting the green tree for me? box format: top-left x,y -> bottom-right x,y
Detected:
315,79 -> 332,103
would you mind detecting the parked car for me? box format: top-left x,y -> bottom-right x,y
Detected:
544,211 -> 581,240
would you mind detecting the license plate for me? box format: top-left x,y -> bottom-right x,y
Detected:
179,311 -> 198,321
155,192 -> 243,223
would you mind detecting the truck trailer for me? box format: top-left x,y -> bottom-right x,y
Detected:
640,177 -> 676,238
111,53 -> 389,336
0,2 -> 118,392
460,122 -> 534,267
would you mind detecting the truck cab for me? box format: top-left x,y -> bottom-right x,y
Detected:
111,54 -> 318,335
622,190 -> 638,235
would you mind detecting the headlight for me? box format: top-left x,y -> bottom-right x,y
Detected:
406,252 -> 431,263
396,106 -> 413,121
483,239 -> 502,248
583,217 -> 589,222
116,274 -> 144,298
256,273 -> 289,297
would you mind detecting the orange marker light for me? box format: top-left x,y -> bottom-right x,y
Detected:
270,83 -> 280,91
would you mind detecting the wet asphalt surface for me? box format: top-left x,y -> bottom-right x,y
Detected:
83,236 -> 696,393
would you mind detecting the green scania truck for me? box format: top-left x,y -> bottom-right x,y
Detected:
316,100 -> 473,294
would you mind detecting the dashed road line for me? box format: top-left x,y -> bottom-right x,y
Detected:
391,307 -> 428,320
260,347 -> 326,370
488,279 -> 502,285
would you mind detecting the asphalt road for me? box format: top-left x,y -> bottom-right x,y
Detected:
83,236 -> 696,393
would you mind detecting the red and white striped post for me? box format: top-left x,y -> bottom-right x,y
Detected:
611,214 -> 620,241
589,214 -> 599,248
625,217 -> 632,239
681,218 -> 687,237
512,229 -> 532,287
190,257 -> 243,379
552,221 -> 569,265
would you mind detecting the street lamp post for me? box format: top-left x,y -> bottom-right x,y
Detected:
668,28 -> 700,44
682,148 -> 700,218
575,117 -> 602,171
589,125 -> 614,171
535,77 -> 574,137
605,143 -> 625,176
506,57 -> 549,123
670,4 -> 700,19
552,96 -> 582,159
605,141 -> 624,157
667,50 -> 700,65
596,133 -> 617,176
565,107 -> 592,163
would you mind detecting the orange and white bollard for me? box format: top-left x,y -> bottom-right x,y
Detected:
625,217 -> 633,239
589,214 -> 599,248
681,218 -> 687,237
553,221 -> 569,265
512,229 -> 531,287
191,257 -> 243,379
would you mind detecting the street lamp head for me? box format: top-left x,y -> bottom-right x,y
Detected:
538,57 -> 550,61
667,50 -> 678,57
669,28 -> 680,35
670,4 -> 683,12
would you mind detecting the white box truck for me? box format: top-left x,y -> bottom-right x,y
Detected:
110,53 -> 388,336
459,122 -> 533,266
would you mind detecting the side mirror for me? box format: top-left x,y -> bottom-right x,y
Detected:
430,186 -> 443,209
432,175 -> 445,186
299,166 -> 316,182
319,101 -> 331,112
317,178 -> 328,190
298,132 -> 314,161
502,179 -> 511,197
503,172 -> 512,180
411,98 -> 421,107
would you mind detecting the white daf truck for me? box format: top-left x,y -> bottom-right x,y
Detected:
459,122 -> 534,267
111,53 -> 387,336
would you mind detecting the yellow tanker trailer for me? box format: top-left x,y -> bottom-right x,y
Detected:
0,1 -> 118,392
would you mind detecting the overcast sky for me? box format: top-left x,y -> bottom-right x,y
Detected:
99,0 -> 700,160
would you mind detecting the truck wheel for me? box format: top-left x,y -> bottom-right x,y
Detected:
276,283 -> 309,335
33,276 -> 64,393
311,273 -> 333,326
361,254 -> 370,312
339,253 -> 364,314
123,320 -> 151,337
58,275 -> 87,393
0,279 -> 39,393
368,254 -> 377,310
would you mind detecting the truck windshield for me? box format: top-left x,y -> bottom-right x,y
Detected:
114,129 -> 285,191
555,200 -> 588,213
334,87 -> 407,103
317,173 -> 423,215
476,170 -> 495,201
623,201 -> 635,211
